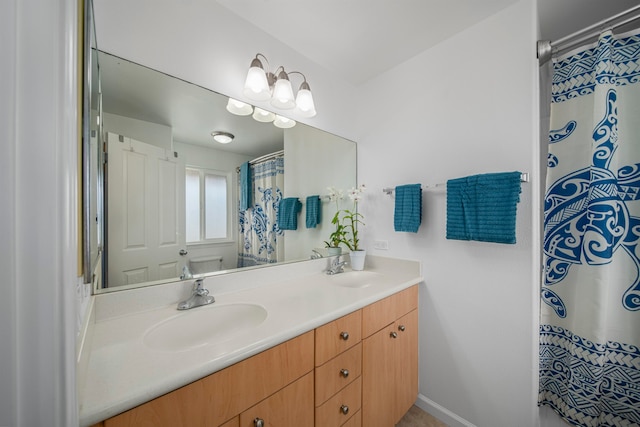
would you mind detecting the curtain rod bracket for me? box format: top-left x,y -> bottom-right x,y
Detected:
537,40 -> 552,65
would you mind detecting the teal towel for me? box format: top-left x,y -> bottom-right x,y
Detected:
394,184 -> 422,233
446,171 -> 521,244
305,195 -> 322,228
278,197 -> 302,230
239,162 -> 252,211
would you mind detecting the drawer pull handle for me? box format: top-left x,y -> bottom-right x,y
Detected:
340,405 -> 349,415
398,325 -> 406,332
254,418 -> 264,427
340,368 -> 349,378
340,331 -> 349,340
390,331 -> 398,339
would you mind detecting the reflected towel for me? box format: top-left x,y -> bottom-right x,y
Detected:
278,197 -> 302,230
306,195 -> 322,228
446,171 -> 521,244
394,184 -> 422,233
239,162 -> 252,211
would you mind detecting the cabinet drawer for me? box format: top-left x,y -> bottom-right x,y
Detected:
239,372 -> 314,427
315,377 -> 362,427
315,310 -> 362,366
315,342 -> 362,406
362,285 -> 418,337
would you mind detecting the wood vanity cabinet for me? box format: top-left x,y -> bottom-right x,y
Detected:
362,285 -> 419,427
97,285 -> 419,427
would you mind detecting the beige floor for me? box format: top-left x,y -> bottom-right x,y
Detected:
396,405 -> 448,427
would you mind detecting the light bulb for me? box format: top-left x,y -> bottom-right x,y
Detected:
295,83 -> 316,118
243,58 -> 271,101
270,71 -> 295,109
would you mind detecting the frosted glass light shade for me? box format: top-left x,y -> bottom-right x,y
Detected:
226,98 -> 253,116
211,131 -> 234,144
295,86 -> 316,118
271,76 -> 295,109
243,66 -> 271,101
252,107 -> 275,123
273,115 -> 296,129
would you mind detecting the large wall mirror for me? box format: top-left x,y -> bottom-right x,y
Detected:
83,37 -> 356,292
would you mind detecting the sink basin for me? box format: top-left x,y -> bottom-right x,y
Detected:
143,303 -> 268,352
327,271 -> 382,288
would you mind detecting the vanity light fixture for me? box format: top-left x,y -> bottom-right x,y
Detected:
242,53 -> 317,117
273,115 -> 296,129
226,98 -> 253,116
211,131 -> 234,144
252,107 -> 276,123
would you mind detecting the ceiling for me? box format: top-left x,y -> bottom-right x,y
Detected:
217,0 -> 639,86
216,0 -> 520,86
538,0 -> 640,43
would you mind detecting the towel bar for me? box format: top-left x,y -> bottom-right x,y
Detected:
382,172 -> 529,195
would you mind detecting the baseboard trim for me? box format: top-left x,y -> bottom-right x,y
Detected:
415,394 -> 477,427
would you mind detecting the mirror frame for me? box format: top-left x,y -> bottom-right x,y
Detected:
82,0 -> 103,285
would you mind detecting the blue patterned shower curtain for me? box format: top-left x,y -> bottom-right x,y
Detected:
539,30 -> 640,426
237,156 -> 284,268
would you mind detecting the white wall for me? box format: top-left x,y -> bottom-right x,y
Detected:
356,1 -> 542,426
283,125 -> 357,259
103,112 -> 173,150
0,0 -> 79,425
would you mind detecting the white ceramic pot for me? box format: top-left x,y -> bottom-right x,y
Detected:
327,246 -> 342,256
349,249 -> 366,271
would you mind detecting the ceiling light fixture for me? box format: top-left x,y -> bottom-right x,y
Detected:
242,53 -> 317,117
211,131 -> 234,144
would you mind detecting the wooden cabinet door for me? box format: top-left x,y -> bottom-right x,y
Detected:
362,286 -> 419,427
394,309 -> 418,423
362,323 -> 396,427
239,372 -> 314,427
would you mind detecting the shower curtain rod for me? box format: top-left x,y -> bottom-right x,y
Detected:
235,150 -> 284,172
537,4 -> 640,64
249,149 -> 284,165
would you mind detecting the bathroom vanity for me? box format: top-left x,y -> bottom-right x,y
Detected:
79,256 -> 422,427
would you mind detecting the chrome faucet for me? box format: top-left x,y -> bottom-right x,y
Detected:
310,249 -> 323,259
177,279 -> 215,310
326,255 -> 347,275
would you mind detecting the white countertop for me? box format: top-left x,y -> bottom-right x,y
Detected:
78,255 -> 422,426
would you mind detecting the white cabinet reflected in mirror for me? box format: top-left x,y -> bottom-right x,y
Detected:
83,50 -> 357,292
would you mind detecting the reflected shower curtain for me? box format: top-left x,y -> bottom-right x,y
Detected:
540,29 -> 640,426
237,156 -> 284,267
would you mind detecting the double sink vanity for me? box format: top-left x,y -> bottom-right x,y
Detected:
78,255 -> 423,427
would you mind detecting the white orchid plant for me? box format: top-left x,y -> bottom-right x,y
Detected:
324,184 -> 366,251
